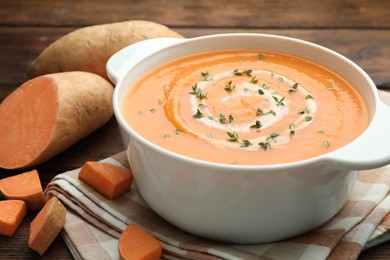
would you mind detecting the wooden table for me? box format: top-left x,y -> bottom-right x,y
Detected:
0,0 -> 389,258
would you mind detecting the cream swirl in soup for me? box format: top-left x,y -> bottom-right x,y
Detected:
123,50 -> 368,165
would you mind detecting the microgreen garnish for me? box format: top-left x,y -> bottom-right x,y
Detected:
150,108 -> 157,113
305,94 -> 314,99
201,71 -> 210,81
244,87 -> 249,92
268,132 -> 280,140
271,71 -> 276,76
163,85 -> 169,91
258,132 -> 280,151
305,116 -> 313,121
257,108 -> 276,116
272,96 -> 286,106
298,107 -> 310,115
208,116 -> 217,121
189,83 -> 208,100
241,140 -> 253,147
224,81 -> 235,92
227,131 -> 239,142
288,83 -> 299,94
207,133 -> 213,138
250,120 -> 262,129
261,83 -> 269,89
317,130 -> 325,134
258,88 -> 264,95
258,54 -> 266,60
250,76 -> 259,84
198,103 -> 207,108
323,140 -> 330,148
219,113 -> 233,124
258,142 -> 271,151
175,129 -> 182,135
289,123 -> 296,135
278,76 -> 284,82
193,109 -> 205,119
233,69 -> 253,76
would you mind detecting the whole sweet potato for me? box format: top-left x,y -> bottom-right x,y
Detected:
0,71 -> 114,169
27,20 -> 183,80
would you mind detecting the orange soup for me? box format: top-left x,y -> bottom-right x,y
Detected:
122,50 -> 369,165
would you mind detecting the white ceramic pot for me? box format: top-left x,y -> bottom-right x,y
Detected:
107,34 -> 390,244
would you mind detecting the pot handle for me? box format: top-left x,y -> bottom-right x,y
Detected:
328,100 -> 390,170
106,37 -> 185,84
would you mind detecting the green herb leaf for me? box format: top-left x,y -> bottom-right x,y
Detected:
289,123 -> 296,135
258,54 -> 266,60
233,69 -> 253,76
163,85 -> 169,91
224,81 -> 235,92
227,131 -> 239,142
323,140 -> 330,148
189,83 -> 208,100
258,88 -> 264,95
298,107 -> 310,115
305,94 -> 314,99
150,108 -> 157,113
273,96 -> 285,106
241,140 -> 253,147
201,71 -> 210,81
250,76 -> 259,84
259,141 -> 271,151
193,109 -> 205,119
219,113 -> 233,124
198,103 -> 207,108
207,133 -> 213,138
250,120 -> 262,129
305,116 -> 313,121
175,129 -> 182,135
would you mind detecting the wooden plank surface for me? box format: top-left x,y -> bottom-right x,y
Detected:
1,0 -> 389,28
0,0 -> 389,259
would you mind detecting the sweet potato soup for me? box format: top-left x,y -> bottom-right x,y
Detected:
122,50 -> 369,165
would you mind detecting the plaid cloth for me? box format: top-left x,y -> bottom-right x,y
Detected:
45,151 -> 390,260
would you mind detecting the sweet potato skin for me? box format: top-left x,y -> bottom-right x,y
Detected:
0,71 -> 114,169
27,20 -> 184,80
28,196 -> 67,256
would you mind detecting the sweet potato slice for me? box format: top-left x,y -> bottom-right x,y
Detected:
27,20 -> 184,80
78,161 -> 133,199
0,71 -> 114,169
0,200 -> 27,237
28,196 -> 67,256
0,169 -> 45,210
118,224 -> 162,260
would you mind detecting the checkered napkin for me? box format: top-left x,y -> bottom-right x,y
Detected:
45,151 -> 390,260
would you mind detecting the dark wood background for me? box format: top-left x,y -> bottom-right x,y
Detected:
0,0 -> 389,258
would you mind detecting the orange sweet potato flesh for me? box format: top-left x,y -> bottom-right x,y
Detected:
78,161 -> 133,199
0,200 -> 27,237
0,169 -> 45,210
29,196 -> 67,256
118,224 -> 162,260
27,20 -> 184,80
0,71 -> 114,169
